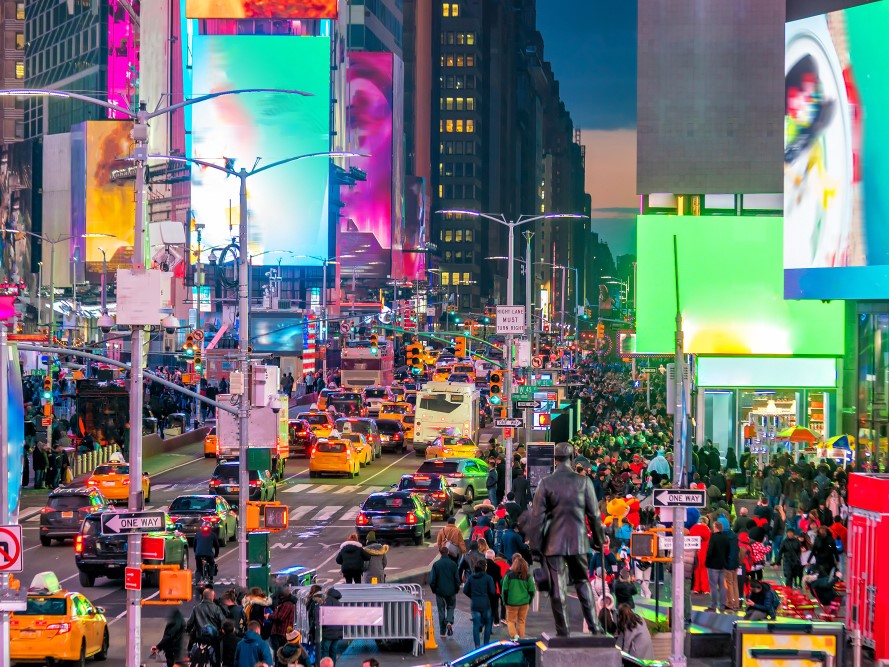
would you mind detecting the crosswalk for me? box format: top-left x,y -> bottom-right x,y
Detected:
283,484 -> 389,495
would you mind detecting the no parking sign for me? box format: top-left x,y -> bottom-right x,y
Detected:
0,525 -> 23,572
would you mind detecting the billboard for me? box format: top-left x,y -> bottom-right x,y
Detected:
71,121 -> 136,276
636,215 -> 844,357
339,51 -> 404,281
402,176 -> 428,280
0,141 -> 38,283
190,35 -> 331,265
784,2 -> 889,299
185,0 -> 337,19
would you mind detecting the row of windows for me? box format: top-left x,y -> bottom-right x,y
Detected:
438,183 -> 479,200
26,25 -> 101,77
440,54 -> 476,68
441,97 -> 475,111
442,251 -> 475,264
442,3 -> 460,17
439,162 -> 476,177
441,75 -> 475,90
441,31 -> 475,46
441,272 -> 472,286
440,118 -> 475,133
440,229 -> 474,243
441,140 -> 477,155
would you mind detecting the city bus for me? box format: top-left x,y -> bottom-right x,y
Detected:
412,381 -> 480,455
340,340 -> 394,390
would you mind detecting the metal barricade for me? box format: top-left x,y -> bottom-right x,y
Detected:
292,584 -> 426,656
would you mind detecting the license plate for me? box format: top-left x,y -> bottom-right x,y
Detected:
374,517 -> 398,525
62,511 -> 74,518
223,485 -> 234,492
103,481 -> 115,487
19,630 -> 37,638
381,436 -> 389,442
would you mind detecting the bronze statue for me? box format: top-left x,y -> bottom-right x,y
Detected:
528,442 -> 607,636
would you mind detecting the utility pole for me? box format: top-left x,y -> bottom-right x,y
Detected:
0,323 -> 9,667
504,224 -> 515,496
671,235 -> 687,667
237,169 -> 250,589
523,230 -> 533,448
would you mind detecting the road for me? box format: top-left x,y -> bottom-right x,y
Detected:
14,434 -> 488,664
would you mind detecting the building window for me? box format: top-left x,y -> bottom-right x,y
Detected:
446,97 -> 454,110
446,119 -> 454,133
446,76 -> 454,89
15,62 -> 24,79
466,55 -> 475,67
456,97 -> 464,110
466,119 -> 474,133
462,272 -> 470,283
15,33 -> 24,50
456,55 -> 464,67
446,54 -> 454,67
447,32 -> 454,45
442,272 -> 450,286
455,230 -> 463,242
455,142 -> 463,155
444,230 -> 454,243
466,32 -> 475,45
16,2 -> 24,19
456,33 -> 464,46
438,184 -> 444,198
466,98 -> 475,111
443,3 -> 459,17
452,272 -> 461,284
465,141 -> 475,155
455,119 -> 463,133
443,251 -> 453,262
465,229 -> 473,242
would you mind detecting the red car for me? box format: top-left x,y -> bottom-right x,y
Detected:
288,419 -> 318,458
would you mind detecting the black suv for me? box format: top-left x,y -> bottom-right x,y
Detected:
39,487 -> 112,546
74,512 -> 189,588
209,462 -> 277,506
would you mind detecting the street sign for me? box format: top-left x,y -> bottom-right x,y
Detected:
100,511 -> 166,535
496,306 -> 526,335
514,384 -> 534,397
193,329 -> 204,341
340,321 -> 350,334
531,356 -> 543,368
515,400 -> 542,410
124,567 -> 142,591
652,489 -> 707,508
502,427 -> 514,439
41,417 -> 52,427
142,536 -> 165,560
658,535 -> 702,551
0,525 -> 23,572
495,418 -> 524,428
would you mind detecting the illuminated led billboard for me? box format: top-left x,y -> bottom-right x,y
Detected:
636,215 -> 844,356
186,0 -> 337,19
784,2 -> 889,299
339,51 -> 404,280
190,35 -> 331,264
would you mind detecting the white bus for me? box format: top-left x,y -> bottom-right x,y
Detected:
413,381 -> 480,455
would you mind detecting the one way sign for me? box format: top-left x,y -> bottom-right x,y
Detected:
652,489 -> 706,508
101,511 -> 167,535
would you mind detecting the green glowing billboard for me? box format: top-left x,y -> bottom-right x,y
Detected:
636,215 -> 844,356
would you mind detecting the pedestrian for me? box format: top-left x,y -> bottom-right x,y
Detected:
269,585 -> 297,655
153,608 -> 185,667
512,471 -> 531,509
32,441 -> 48,489
807,525 -> 839,577
743,580 -> 779,621
362,531 -> 389,583
242,587 -> 274,634
704,521 -> 729,612
234,620 -> 274,667
689,516 -> 712,594
218,590 -> 246,635
500,523 -> 524,563
463,560 -> 495,649
21,444 -> 30,487
219,619 -> 239,667
460,540 -> 485,581
429,546 -> 461,638
275,629 -> 308,666
319,587 -> 344,663
614,603 -> 654,660
723,524 -> 741,611
436,516 -> 466,562
776,529 -> 804,588
613,568 -> 638,609
185,588 -> 225,661
500,553 -> 535,640
486,460 -> 499,505
484,549 -> 505,627
336,533 -> 370,583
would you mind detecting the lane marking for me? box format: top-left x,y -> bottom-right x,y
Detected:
306,485 -> 337,494
282,484 -> 315,494
338,507 -> 361,522
359,452 -> 413,484
310,506 -> 342,522
334,485 -> 361,494
289,506 -> 317,522
283,466 -> 309,482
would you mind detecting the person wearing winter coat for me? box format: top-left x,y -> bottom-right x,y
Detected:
500,525 -> 525,563
363,532 -> 389,583
336,533 -> 370,583
436,517 -> 466,560
484,549 -> 506,626
808,525 -> 839,577
776,529 -> 804,588
615,603 -> 654,660
319,587 -> 344,663
275,629 -> 309,666
512,472 -> 531,508
219,619 -> 239,667
459,540 -> 485,581
154,608 -> 185,667
430,547 -> 461,637
463,561 -> 495,649
269,586 -> 297,655
234,621 -> 274,667
500,554 -> 535,639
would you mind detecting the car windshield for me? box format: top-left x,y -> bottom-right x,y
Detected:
342,434 -> 363,444
447,644 -> 527,667
376,420 -> 403,435
418,461 -> 460,474
213,465 -> 258,481
403,415 -> 415,424
363,496 -> 409,510
94,465 -> 127,475
381,404 -> 407,414
336,420 -> 369,434
301,414 -> 330,426
47,495 -> 89,510
399,475 -> 438,490
364,389 -> 388,398
318,441 -> 347,453
169,497 -> 216,512
21,598 -> 67,616
420,395 -> 462,414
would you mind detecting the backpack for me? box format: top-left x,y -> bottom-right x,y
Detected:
190,641 -> 217,667
199,624 -> 219,642
765,588 -> 781,615
471,525 -> 489,543
493,528 -> 505,554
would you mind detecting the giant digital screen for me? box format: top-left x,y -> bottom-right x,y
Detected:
636,215 -> 844,356
339,51 -> 403,281
784,2 -> 889,299
190,35 -> 331,265
186,0 -> 337,19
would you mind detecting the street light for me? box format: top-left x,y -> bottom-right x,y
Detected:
436,209 -> 587,494
294,253 -> 340,383
536,262 -> 580,344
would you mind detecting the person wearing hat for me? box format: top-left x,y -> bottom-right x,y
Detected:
363,531 -> 389,583
276,629 -> 308,666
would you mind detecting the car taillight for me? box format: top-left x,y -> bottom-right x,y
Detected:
87,480 -> 97,486
122,478 -> 130,485
78,506 -> 92,514
46,623 -> 72,635
393,433 -> 402,440
448,472 -> 465,478
356,513 -> 370,526
204,515 -> 221,523
406,512 -> 417,525
249,480 -> 261,488
74,535 -> 84,553
210,479 -> 221,487
432,492 -> 447,500
40,507 -> 54,514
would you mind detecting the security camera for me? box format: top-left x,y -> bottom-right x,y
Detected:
268,395 -> 282,415
160,314 -> 180,335
97,313 -> 115,334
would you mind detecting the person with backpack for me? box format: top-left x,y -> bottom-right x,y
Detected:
500,553 -> 535,640
218,590 -> 246,637
186,587 -> 226,657
463,560 -> 496,649
744,580 -> 780,620
460,540 -> 485,581
335,533 -> 370,583
234,620 -> 274,667
363,531 -> 389,583
470,516 -> 493,550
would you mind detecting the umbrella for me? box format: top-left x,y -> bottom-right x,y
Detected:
776,426 -> 821,443
823,434 -> 853,451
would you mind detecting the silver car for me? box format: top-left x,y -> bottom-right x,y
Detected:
416,457 -> 489,504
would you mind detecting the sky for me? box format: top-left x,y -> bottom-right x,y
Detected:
536,3 -> 638,257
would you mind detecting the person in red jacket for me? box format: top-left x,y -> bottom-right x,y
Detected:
689,516 -> 712,594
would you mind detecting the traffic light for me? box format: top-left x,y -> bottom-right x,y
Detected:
596,322 -> 605,338
489,371 -> 503,405
538,412 -> 552,427
184,333 -> 195,357
264,503 -> 289,532
407,343 -> 424,374
369,333 -> 379,355
455,336 -> 467,358
42,375 -> 52,402
630,532 -> 657,560
193,349 -> 203,373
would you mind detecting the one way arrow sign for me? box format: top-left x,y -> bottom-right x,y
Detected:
652,489 -> 706,508
101,511 -> 167,535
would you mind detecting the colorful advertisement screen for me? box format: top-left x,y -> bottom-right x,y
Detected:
636,215 -> 844,356
185,0 -> 337,19
190,35 -> 331,265
784,2 -> 889,299
402,176 -> 428,280
339,51 -> 402,281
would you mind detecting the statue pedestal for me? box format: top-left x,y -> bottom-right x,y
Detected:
537,633 -> 622,667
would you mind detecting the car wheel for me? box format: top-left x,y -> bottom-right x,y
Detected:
70,640 -> 86,667
412,532 -> 423,546
78,570 -> 95,588
218,526 -> 227,547
40,536 -> 51,547
95,629 -> 110,661
425,521 -> 432,539
464,486 -> 474,504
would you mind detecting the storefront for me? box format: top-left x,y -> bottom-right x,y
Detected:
853,308 -> 889,472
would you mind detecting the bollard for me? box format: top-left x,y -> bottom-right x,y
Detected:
371,577 -> 378,584
424,600 -> 438,650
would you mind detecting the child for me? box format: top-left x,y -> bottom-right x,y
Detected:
777,529 -> 803,589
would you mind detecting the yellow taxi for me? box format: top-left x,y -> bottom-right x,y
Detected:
451,363 -> 476,380
425,435 -> 479,460
296,411 -> 335,438
433,366 -> 452,382
402,413 -> 416,443
309,438 -> 361,478
390,386 -> 407,401
379,401 -> 412,421
317,388 -> 338,410
87,461 -> 151,503
203,427 -> 218,458
10,572 -> 109,665
340,432 -> 373,467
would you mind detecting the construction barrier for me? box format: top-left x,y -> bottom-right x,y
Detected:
70,444 -> 121,478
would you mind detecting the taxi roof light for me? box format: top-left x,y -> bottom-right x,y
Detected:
29,571 -> 62,594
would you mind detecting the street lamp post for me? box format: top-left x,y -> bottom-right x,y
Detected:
436,210 -> 587,494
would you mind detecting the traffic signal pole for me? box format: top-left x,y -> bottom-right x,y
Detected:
504,224 -> 514,497
523,231 -> 533,448
0,324 -> 10,667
